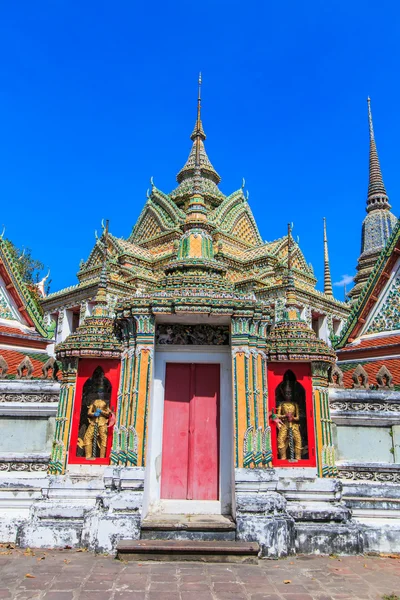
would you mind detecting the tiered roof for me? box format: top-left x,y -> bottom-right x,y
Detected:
43,79 -> 349,326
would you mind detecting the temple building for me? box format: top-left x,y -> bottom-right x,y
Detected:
0,85 -> 398,557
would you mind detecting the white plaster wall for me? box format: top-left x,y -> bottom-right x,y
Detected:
143,346 -> 234,517
0,417 -> 55,453
336,425 -> 394,463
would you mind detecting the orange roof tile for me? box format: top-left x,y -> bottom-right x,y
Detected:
0,324 -> 38,337
340,334 -> 400,352
339,357 -> 400,389
0,348 -> 60,380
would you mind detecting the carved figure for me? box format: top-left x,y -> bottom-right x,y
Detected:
376,365 -> 394,389
0,356 -> 8,379
83,399 -> 110,459
275,371 -> 303,461
329,364 -> 344,388
352,364 -> 369,389
17,356 -> 33,379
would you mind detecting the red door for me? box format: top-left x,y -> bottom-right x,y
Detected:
161,363 -> 220,500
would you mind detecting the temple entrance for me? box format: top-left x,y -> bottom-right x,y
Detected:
161,363 -> 220,501
143,344 -> 233,517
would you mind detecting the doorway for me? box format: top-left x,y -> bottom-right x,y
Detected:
161,363 -> 220,501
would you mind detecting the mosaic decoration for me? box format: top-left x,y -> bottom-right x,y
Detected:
366,275 -> 400,334
48,85 -> 346,478
0,288 -> 15,320
0,235 -> 48,337
48,357 -> 78,475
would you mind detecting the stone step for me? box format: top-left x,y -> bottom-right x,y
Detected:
117,539 -> 259,563
140,514 -> 236,541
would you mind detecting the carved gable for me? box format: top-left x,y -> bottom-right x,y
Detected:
363,258 -> 400,335
0,275 -> 23,322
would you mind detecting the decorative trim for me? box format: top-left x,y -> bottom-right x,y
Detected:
330,400 -> 400,413
339,468 -> 400,483
0,461 -> 48,472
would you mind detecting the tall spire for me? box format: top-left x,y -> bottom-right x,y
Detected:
323,217 -> 333,298
367,97 -> 391,212
95,219 -> 109,306
173,74 -> 221,193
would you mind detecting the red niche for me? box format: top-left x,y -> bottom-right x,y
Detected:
267,362 -> 316,468
68,359 -> 121,465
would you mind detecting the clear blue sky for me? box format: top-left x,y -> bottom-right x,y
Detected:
1,1 -> 399,299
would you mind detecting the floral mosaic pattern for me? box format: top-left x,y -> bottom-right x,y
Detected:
367,275 -> 400,333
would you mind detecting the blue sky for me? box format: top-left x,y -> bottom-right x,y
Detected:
0,1 -> 399,299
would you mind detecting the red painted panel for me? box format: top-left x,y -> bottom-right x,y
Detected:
69,358 -> 121,465
160,364 -> 191,499
267,362 -> 316,468
189,364 -> 220,501
161,363 -> 220,500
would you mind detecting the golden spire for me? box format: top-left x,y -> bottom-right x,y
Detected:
323,217 -> 333,298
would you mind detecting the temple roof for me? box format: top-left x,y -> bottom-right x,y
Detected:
0,234 -> 47,338
336,219 -> 400,348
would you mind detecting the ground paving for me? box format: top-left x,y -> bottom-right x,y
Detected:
0,548 -> 398,600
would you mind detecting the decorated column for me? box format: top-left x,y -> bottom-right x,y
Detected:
311,361 -> 338,477
48,357 -> 78,474
231,312 -> 272,468
111,311 -> 155,467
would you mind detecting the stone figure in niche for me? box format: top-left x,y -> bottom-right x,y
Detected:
275,370 -> 308,461
83,399 -> 110,459
76,366 -> 112,460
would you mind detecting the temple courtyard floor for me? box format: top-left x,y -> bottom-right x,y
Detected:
0,548 -> 399,600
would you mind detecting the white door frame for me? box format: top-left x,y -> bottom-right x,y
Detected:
142,346 -> 234,517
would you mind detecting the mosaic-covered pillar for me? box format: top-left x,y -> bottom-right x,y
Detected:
231,315 -> 272,468
111,313 -> 155,467
311,361 -> 338,477
48,357 -> 78,474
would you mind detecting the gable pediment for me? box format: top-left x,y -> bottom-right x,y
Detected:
361,257 -> 400,335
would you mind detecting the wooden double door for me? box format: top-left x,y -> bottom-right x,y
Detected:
161,363 -> 220,501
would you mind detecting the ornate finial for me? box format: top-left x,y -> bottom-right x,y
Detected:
95,230 -> 98,240
287,223 -> 292,273
150,176 -> 154,187
367,97 -> 374,140
18,248 -> 25,260
246,190 -> 249,201
95,219 -> 109,305
242,177 -> 245,189
366,97 -> 390,212
285,222 -> 298,314
146,188 -> 150,199
0,226 -> 5,238
323,217 -> 333,298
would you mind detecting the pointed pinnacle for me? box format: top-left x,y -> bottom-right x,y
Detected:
366,97 -> 390,212
323,217 -> 333,298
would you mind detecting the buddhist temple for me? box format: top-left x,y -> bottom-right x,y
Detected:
0,83 -> 398,558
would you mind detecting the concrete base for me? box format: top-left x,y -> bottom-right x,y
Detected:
0,465 -> 399,556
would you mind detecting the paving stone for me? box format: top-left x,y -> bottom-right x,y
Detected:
180,593 -> 214,600
43,593 -> 74,600
114,593 -> 146,600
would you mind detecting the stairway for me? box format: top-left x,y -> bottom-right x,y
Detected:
116,539 -> 260,563
117,514 -> 259,562
140,513 -> 236,541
